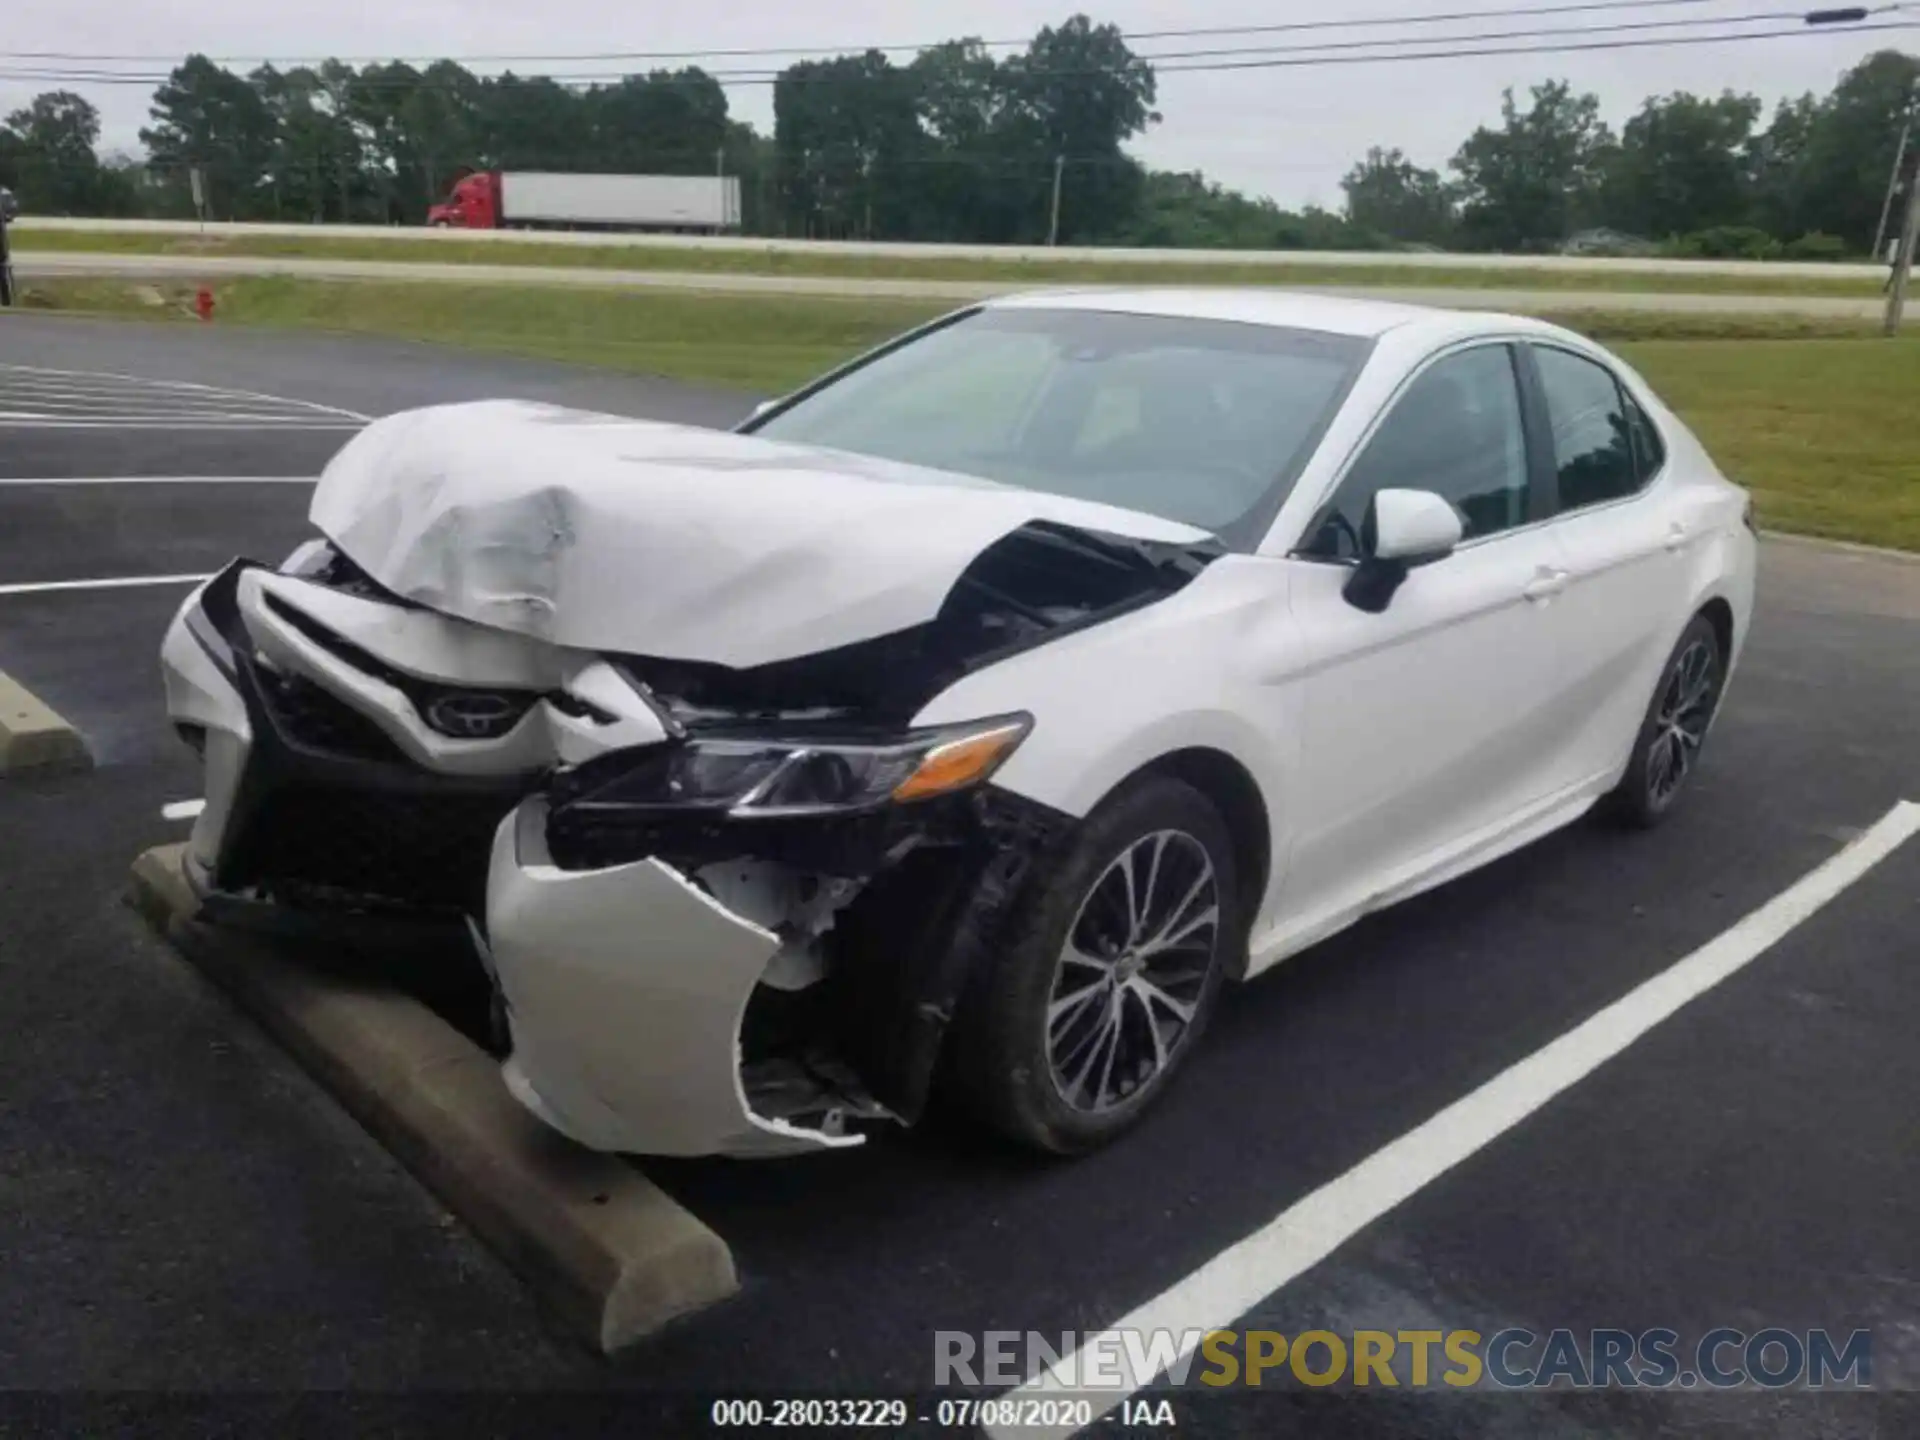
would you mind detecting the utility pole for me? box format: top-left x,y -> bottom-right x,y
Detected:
1803,9 -> 1909,260
1884,160 -> 1920,336
1870,109 -> 1911,265
1047,153 -> 1065,247
0,187 -> 15,308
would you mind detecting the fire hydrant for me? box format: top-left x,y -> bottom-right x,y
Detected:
194,286 -> 215,322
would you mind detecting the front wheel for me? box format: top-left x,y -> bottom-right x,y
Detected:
1605,613 -> 1726,828
946,775 -> 1238,1155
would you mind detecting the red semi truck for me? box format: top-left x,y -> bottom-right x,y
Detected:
427,171 -> 743,232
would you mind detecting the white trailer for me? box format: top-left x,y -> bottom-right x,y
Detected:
499,173 -> 741,231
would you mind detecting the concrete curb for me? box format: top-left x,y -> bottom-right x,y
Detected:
128,844 -> 738,1353
1760,530 -> 1920,567
0,670 -> 91,775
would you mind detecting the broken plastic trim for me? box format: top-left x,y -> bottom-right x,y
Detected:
822,785 -> 1074,1120
258,588 -> 621,743
182,558 -> 252,680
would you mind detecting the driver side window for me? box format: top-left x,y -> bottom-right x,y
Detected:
1302,345 -> 1530,561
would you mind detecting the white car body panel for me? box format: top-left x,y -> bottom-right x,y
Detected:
159,290 -> 1759,1156
1275,529 -> 1577,950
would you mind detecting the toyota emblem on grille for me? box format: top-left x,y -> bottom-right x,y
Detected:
425,692 -> 524,739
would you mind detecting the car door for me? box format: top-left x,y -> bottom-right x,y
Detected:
1271,341 -> 1573,939
1522,342 -> 1692,792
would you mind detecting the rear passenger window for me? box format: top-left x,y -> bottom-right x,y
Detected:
1533,346 -> 1643,510
1302,345 -> 1530,560
1624,392 -> 1665,480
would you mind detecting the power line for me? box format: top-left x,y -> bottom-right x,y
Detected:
1149,19 -> 1917,73
0,18 -> 1910,92
0,0 -> 1833,66
1089,8 -> 1823,62
558,17 -> 1920,82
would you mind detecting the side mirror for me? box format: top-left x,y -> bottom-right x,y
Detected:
1371,488 -> 1463,562
1343,488 -> 1464,613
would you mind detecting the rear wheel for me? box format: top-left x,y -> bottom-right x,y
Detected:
947,776 -> 1238,1155
1605,613 -> 1725,828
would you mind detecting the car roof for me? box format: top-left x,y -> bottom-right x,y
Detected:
985,286 -> 1563,344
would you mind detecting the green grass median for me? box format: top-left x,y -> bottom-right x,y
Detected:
12,224 -> 1884,299
8,275 -> 1915,552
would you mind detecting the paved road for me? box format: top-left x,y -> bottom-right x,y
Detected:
12,251 -> 1887,317
1,316 -> 1915,1432
13,215 -> 1887,281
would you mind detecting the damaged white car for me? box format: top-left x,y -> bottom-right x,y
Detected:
161,291 -> 1756,1157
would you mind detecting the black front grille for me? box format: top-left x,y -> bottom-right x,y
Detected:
256,666 -> 405,762
226,785 -> 517,914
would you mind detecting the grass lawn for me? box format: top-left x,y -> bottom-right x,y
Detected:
9,276 -> 1915,551
8,276 -> 947,392
11,224 -> 1884,299
1621,339 -> 1920,552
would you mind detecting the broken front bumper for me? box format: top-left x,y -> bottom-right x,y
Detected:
161,561 -> 1065,1159
488,801 -> 864,1157
162,563 -> 867,1156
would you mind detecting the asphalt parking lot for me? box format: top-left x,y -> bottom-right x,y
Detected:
1,313 -> 1915,1433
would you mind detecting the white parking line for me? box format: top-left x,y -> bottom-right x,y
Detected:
0,573 -> 212,597
0,363 -> 372,423
0,476 -> 317,485
0,421 -> 363,431
0,420 -> 366,432
162,799 -> 207,822
995,798 -> 1920,1436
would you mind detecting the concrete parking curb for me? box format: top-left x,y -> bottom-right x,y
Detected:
0,670 -> 90,775
127,844 -> 738,1353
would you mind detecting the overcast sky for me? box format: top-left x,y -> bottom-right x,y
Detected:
5,0 -> 1910,207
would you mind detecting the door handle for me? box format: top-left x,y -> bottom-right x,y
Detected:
1663,522 -> 1691,553
1522,568 -> 1569,603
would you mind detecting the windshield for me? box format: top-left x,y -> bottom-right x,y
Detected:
750,307 -> 1369,546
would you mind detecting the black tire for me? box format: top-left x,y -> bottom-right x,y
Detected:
1603,613 -> 1726,829
945,775 -> 1239,1155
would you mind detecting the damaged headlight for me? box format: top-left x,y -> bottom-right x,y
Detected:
561,715 -> 1032,819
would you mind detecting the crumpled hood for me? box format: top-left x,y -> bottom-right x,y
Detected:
311,400 -> 1211,669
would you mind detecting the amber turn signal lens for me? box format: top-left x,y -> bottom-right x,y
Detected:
891,721 -> 1029,803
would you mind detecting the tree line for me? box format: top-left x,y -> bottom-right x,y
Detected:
1,15 -> 1914,256
1348,50 -> 1919,260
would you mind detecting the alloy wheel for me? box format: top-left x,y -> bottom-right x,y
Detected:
1647,638 -> 1719,808
1045,830 -> 1220,1113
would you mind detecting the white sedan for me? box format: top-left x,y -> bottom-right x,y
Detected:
161,290 -> 1756,1157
